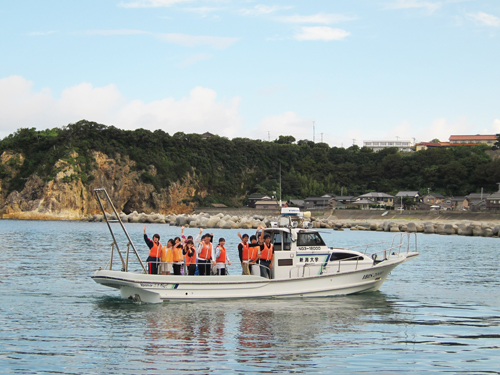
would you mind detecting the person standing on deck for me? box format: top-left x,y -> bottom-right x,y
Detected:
184,239 -> 197,275
248,234 -> 260,275
197,234 -> 213,275
258,226 -> 274,279
182,227 -> 203,274
143,225 -> 161,275
237,233 -> 251,275
172,237 -> 184,275
214,238 -> 231,275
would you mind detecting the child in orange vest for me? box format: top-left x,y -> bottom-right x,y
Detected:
214,238 -> 231,276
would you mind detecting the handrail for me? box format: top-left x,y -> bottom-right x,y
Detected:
94,188 -> 147,273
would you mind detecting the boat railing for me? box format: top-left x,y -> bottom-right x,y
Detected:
289,264 -> 312,278
94,188 -> 147,274
328,233 -> 418,273
343,233 -> 418,257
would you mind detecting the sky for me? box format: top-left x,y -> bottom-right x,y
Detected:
0,0 -> 499,147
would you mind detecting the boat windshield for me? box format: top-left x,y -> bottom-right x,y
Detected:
297,232 -> 326,247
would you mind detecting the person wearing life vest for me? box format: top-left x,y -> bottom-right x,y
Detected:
160,239 -> 174,275
258,226 -> 274,279
214,238 -> 232,275
172,236 -> 184,275
237,232 -> 251,275
183,239 -> 197,275
182,227 -> 203,275
143,225 -> 161,275
248,234 -> 260,275
197,233 -> 213,276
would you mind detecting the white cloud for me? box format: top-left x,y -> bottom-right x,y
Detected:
385,0 -> 442,13
294,27 -> 350,41
276,13 -> 357,24
119,0 -> 193,8
239,4 -> 294,16
490,119 -> 500,133
467,11 -> 500,27
0,76 -> 242,139
27,31 -> 57,36
85,29 -> 148,36
157,33 -> 239,49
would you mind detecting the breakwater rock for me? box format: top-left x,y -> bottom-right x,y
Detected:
83,211 -> 500,238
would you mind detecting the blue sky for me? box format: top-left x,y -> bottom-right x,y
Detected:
0,0 -> 499,146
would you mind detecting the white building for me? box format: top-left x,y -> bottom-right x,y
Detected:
363,140 -> 413,152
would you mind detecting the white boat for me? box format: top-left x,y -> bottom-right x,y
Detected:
91,189 -> 419,303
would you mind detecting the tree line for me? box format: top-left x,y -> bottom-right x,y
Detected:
1,120 -> 499,207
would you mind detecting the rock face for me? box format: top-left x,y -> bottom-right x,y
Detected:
0,150 -> 196,220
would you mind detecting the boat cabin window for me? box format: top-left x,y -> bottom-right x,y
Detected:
329,252 -> 364,261
272,231 -> 291,251
297,232 -> 326,247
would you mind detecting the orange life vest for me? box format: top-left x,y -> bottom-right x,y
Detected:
240,242 -> 250,261
149,241 -> 161,258
173,246 -> 184,263
248,243 -> 259,263
216,245 -> 227,264
260,243 -> 273,261
185,246 -> 197,265
199,242 -> 212,260
161,246 -> 174,263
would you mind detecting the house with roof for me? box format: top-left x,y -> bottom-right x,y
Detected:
363,140 -> 413,152
450,197 -> 468,210
396,191 -> 422,203
486,190 -> 500,211
287,199 -> 305,208
466,193 -> 486,207
415,142 -> 443,151
304,196 -> 335,209
247,194 -> 271,208
357,192 -> 395,206
351,198 -> 375,210
201,131 -> 215,139
449,134 -> 496,146
422,193 -> 446,206
254,199 -> 280,209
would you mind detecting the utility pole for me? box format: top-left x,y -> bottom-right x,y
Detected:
321,133 -> 323,143
313,121 -> 315,143
279,162 -> 282,207
268,131 -> 270,141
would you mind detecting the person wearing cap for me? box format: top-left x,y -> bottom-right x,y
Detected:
143,225 -> 161,275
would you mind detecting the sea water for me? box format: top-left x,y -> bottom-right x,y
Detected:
0,220 -> 499,374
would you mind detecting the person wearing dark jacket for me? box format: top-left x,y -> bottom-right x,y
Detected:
143,225 -> 161,275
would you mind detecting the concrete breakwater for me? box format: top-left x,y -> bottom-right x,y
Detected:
84,211 -> 500,238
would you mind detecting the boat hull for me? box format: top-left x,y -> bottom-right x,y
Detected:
92,252 -> 418,303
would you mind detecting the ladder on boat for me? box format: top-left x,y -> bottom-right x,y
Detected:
94,188 -> 147,273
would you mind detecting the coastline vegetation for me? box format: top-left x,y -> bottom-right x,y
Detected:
1,120 -> 499,207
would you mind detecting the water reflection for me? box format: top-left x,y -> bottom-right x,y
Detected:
91,293 -> 399,372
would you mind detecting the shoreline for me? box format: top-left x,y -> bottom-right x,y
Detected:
3,209 -> 500,238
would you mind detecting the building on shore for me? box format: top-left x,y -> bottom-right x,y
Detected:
363,140 -> 413,152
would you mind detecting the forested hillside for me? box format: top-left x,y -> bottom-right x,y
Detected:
1,120 -> 499,210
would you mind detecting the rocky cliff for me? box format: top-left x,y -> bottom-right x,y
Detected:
0,150 -> 197,220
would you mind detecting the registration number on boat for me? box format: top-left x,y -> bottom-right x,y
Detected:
298,246 -> 321,250
362,271 -> 383,280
